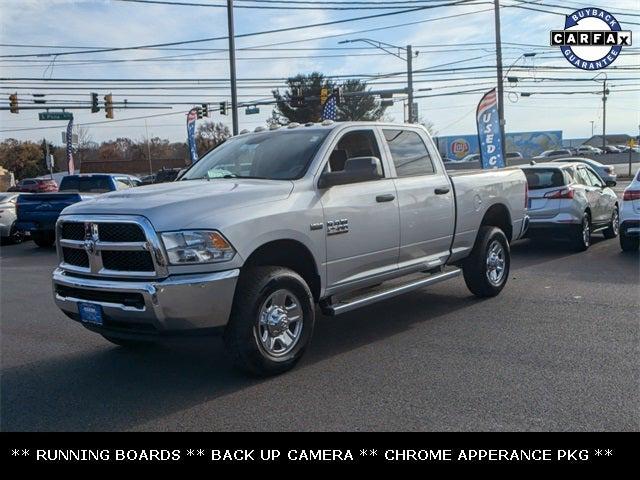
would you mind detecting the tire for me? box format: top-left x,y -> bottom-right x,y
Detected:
6,223 -> 24,244
32,231 -> 55,248
463,226 -> 510,298
571,212 -> 591,252
603,206 -> 619,239
224,266 -> 315,376
101,335 -> 155,348
620,233 -> 640,252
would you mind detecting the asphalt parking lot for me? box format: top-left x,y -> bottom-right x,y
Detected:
1,188 -> 638,432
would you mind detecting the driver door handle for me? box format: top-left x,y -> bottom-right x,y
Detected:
435,186 -> 450,195
376,194 -> 395,203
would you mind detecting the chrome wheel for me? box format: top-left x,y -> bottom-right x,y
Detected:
256,289 -> 303,357
485,240 -> 506,286
582,216 -> 590,246
612,209 -> 619,236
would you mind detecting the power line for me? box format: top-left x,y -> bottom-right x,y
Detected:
0,0 -> 478,58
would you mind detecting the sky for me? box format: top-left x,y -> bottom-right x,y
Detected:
0,0 -> 638,146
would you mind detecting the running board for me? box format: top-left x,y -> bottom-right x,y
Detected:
322,268 -> 462,316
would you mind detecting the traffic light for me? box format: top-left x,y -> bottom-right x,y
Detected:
9,93 -> 18,114
332,87 -> 343,105
196,106 -> 203,119
104,94 -> 114,119
290,85 -> 304,107
91,93 -> 100,113
201,103 -> 209,117
320,87 -> 329,106
219,101 -> 227,115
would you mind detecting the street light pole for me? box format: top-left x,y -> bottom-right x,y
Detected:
406,44 -> 415,123
493,0 -> 506,158
601,79 -> 608,151
590,120 -> 595,137
226,0 -> 239,135
338,38 -> 416,123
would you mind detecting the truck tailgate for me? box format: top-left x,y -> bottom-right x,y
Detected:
16,193 -> 83,231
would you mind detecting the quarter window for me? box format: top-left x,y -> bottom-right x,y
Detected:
383,129 -> 435,177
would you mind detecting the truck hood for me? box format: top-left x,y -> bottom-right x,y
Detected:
62,178 -> 294,231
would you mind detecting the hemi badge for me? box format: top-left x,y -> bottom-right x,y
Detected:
310,223 -> 324,231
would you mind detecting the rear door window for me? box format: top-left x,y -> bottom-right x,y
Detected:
522,168 -> 566,190
383,129 -> 434,177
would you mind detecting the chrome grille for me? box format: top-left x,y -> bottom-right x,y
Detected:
98,223 -> 145,242
56,216 -> 167,278
62,247 -> 89,267
102,250 -> 154,272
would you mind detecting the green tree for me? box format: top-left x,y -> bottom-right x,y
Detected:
196,121 -> 231,154
337,79 -> 387,121
0,139 -> 48,180
272,72 -> 332,124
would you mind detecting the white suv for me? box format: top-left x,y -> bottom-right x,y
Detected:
620,169 -> 640,251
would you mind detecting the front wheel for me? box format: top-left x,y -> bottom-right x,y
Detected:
463,226 -> 510,298
602,207 -> 619,239
224,266 -> 315,376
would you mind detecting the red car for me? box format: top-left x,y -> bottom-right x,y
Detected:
8,178 -> 58,193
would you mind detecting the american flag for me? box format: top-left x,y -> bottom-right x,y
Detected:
476,88 -> 497,120
66,118 -> 75,174
322,95 -> 337,121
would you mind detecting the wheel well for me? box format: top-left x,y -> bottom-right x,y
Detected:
243,240 -> 321,301
481,204 -> 513,241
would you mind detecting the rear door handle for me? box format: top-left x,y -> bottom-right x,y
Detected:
376,194 -> 395,203
434,187 -> 450,195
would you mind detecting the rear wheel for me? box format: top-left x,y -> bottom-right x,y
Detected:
32,231 -> 55,248
463,226 -> 510,298
603,207 -> 619,239
224,266 -> 315,376
571,212 -> 591,251
620,233 -> 639,252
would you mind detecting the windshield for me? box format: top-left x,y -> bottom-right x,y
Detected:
182,129 -> 330,181
0,194 -> 15,203
59,176 -> 112,193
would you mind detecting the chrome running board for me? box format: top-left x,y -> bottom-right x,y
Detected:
322,268 -> 462,316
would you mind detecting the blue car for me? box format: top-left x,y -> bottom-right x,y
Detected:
16,174 -> 140,247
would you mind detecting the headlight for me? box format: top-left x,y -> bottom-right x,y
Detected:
161,230 -> 235,264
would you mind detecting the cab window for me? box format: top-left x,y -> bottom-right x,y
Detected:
383,129 -> 435,177
327,130 -> 382,174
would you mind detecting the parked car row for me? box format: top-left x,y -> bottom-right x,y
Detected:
519,158 -> 639,252
13,174 -> 142,247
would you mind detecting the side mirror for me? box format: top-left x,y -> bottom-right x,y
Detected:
605,180 -> 616,187
318,156 -> 383,188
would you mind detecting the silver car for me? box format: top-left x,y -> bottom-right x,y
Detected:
0,192 -> 24,243
520,162 -> 619,251
551,156 -> 617,184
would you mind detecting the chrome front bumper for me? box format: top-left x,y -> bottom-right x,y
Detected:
53,268 -> 239,336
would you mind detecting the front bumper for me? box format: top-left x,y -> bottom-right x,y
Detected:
53,268 -> 239,338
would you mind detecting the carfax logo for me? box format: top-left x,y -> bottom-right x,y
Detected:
550,7 -> 632,70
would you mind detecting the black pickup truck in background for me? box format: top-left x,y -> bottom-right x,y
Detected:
16,174 -> 141,247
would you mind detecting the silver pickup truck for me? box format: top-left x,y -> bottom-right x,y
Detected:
52,121 -> 528,375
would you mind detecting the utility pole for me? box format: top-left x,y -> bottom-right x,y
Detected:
407,44 -> 414,123
227,0 -> 239,135
145,119 -> 153,175
601,80 -> 608,151
493,0 -> 506,161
